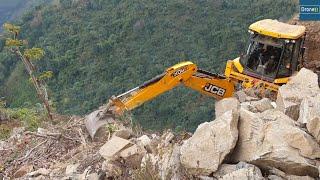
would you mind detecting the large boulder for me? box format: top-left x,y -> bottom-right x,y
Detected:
276,68 -> 320,120
212,162 -> 262,179
99,136 -> 132,160
180,110 -> 239,175
231,108 -> 320,177
215,97 -> 240,117
141,144 -> 183,180
298,95 -> 320,143
218,162 -> 264,180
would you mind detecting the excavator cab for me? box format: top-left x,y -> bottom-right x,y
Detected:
239,19 -> 306,82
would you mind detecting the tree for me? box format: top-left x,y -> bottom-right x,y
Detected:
3,23 -> 53,120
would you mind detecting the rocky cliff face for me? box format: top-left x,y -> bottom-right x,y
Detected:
1,68 -> 319,180
289,18 -> 320,74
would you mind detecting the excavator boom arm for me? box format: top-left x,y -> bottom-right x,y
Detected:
86,61 -> 236,138
110,61 -> 235,115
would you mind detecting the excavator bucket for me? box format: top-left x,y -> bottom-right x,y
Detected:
85,102 -> 116,139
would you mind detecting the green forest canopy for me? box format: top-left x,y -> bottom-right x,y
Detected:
0,0 -> 298,131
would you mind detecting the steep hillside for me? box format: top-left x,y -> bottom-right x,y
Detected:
289,17 -> 320,72
0,0 -> 50,31
0,0 -> 298,131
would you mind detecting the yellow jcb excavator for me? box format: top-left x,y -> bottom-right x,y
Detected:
86,19 -> 307,138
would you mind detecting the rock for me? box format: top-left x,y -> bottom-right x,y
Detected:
99,136 -> 132,160
114,128 -> 133,139
136,135 -> 151,148
158,145 -> 182,179
212,162 -> 261,179
141,144 -> 183,180
102,162 -> 122,178
268,175 -> 284,180
232,108 -> 320,177
0,141 -> 8,150
14,165 -> 34,178
65,164 -> 79,176
298,95 -> 320,143
234,90 -> 259,103
29,175 -> 47,180
234,90 -> 248,103
10,127 -> 25,139
219,162 -> 263,180
276,68 -> 320,120
283,127 -> 320,159
230,108 -> 264,161
241,98 -> 274,113
151,134 -> 158,139
251,98 -> 274,112
286,175 -> 315,180
27,168 -> 50,177
271,101 -> 277,108
78,166 -> 91,180
180,110 -> 239,175
37,128 -> 49,135
147,137 -> 160,154
199,176 -> 214,180
267,167 -> 286,178
119,144 -> 146,168
163,131 -> 174,145
215,97 -> 239,117
86,173 -> 100,180
212,164 -> 237,178
119,144 -> 140,158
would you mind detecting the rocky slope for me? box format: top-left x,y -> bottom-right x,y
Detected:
1,67 -> 320,180
289,17 -> 320,73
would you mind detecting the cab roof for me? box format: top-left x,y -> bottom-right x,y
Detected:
249,19 -> 306,40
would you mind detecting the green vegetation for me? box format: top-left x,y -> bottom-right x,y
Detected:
0,0 -> 298,131
0,101 -> 45,140
9,107 -> 43,131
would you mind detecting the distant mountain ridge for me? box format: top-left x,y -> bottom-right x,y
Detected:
0,0 -> 50,31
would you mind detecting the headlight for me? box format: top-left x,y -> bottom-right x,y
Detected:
248,30 -> 255,35
285,39 -> 295,44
